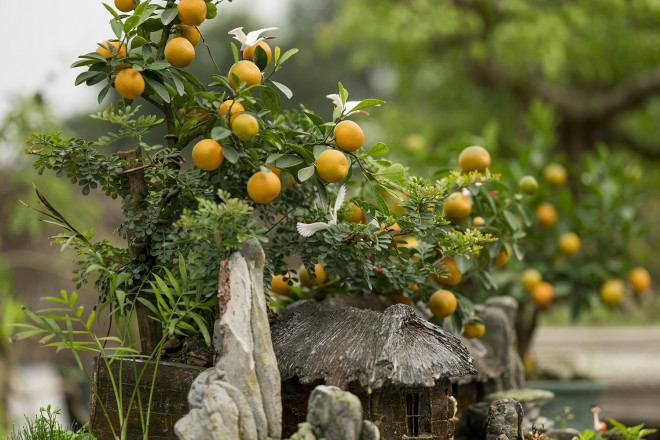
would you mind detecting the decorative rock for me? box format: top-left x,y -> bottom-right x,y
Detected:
545,428 -> 580,440
307,385 -> 363,440
176,240 -> 282,440
497,435 -> 510,440
360,420 -> 381,440
293,422 -> 317,440
486,398 -> 524,440
477,297 -> 525,389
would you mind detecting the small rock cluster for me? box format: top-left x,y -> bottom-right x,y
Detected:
291,385 -> 380,440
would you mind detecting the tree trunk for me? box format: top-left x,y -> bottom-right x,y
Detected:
119,148 -> 162,355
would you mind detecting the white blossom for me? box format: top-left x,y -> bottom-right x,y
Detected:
228,26 -> 278,51
296,185 -> 346,237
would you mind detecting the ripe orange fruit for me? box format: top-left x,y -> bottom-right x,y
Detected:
115,0 -> 138,12
600,279 -> 624,307
218,99 -> 245,126
493,244 -> 512,268
532,282 -> 554,308
428,289 -> 457,318
519,175 -> 539,195
443,192 -> 472,220
521,268 -> 542,293
344,202 -> 365,224
391,293 -> 412,305
176,25 -> 200,47
96,40 -> 127,58
543,163 -> 567,186
114,68 -> 145,100
462,317 -> 485,339
433,258 -> 462,287
270,274 -> 293,296
177,0 -> 207,26
535,202 -> 557,228
228,60 -> 262,89
247,170 -> 281,204
192,139 -> 223,171
458,145 -> 491,174
558,232 -> 580,255
165,37 -> 195,68
334,120 -> 365,152
472,216 -> 486,226
298,263 -> 327,288
243,41 -> 272,66
628,267 -> 651,294
232,114 -> 259,141
316,149 -> 349,183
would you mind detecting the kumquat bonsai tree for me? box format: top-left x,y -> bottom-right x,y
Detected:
14,0 -> 543,438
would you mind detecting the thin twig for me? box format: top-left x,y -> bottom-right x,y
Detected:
119,164 -> 153,175
266,191 -> 317,234
199,28 -> 223,76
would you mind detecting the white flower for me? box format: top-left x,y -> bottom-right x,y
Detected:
326,93 -> 362,116
228,26 -> 278,51
296,185 -> 346,237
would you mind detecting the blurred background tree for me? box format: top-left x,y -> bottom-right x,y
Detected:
312,0 -> 660,357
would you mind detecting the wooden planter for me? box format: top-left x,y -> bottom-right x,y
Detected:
89,357 -> 204,440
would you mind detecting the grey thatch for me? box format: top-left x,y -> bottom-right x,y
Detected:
271,301 -> 477,393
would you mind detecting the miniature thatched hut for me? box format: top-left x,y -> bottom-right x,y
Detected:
271,301 -> 477,439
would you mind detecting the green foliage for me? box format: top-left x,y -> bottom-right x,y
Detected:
8,406 -> 96,440
607,418 -> 657,440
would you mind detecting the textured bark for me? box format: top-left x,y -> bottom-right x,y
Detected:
118,148 -> 162,355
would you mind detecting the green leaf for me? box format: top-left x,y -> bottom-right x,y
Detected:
231,42 -> 239,63
377,163 -> 405,181
371,186 -> 390,215
270,81 -> 293,99
304,112 -> 325,128
314,176 -> 328,208
277,48 -> 298,67
102,2 -> 121,19
366,142 -> 388,156
313,145 -> 328,159
130,36 -> 149,50
85,311 -> 96,330
188,312 -> 211,345
503,209 -> 520,231
110,19 -> 124,40
338,82 -> 348,106
160,8 -> 178,25
287,143 -> 315,162
75,71 -> 105,86
260,87 -> 281,115
98,82 -> 112,104
220,144 -> 238,163
253,44 -> 268,71
148,60 -> 170,70
124,15 -> 140,32
298,166 -> 315,182
143,74 -> 170,102
349,98 -> 384,113
211,126 -> 232,141
275,154 -> 304,169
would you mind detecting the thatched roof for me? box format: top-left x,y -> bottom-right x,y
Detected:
271,301 -> 476,392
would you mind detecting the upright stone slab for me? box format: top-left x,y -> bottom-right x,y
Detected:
175,240 -> 282,440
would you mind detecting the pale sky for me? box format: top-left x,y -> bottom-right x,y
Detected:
1,0 -> 290,120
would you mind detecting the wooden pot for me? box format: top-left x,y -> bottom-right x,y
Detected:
89,357 -> 204,440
